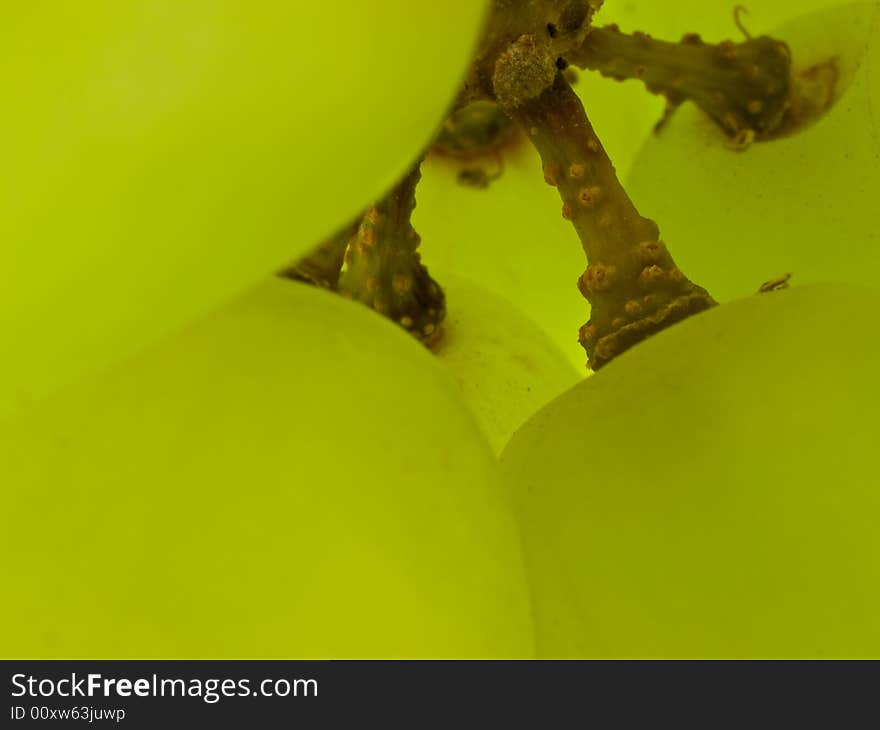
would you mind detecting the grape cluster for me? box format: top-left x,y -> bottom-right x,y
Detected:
2,0 -> 878,660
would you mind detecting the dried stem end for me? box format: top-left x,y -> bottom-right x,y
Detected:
431,101 -> 520,160
337,166 -> 446,344
463,0 -> 602,104
571,25 -> 793,143
505,73 -> 716,370
279,221 -> 356,289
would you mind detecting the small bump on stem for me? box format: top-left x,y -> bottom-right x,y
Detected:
337,164 -> 446,345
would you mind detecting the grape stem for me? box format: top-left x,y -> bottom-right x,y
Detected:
280,219 -> 358,289
499,71 -> 716,369
336,163 -> 446,344
460,0 -> 601,106
567,24 -> 793,146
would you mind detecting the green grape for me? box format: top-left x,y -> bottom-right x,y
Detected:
433,272 -> 583,455
417,149 -> 587,370
501,284 -> 880,658
0,278 -> 532,658
600,0 -> 849,40
625,2 -> 880,302
0,1 -> 485,419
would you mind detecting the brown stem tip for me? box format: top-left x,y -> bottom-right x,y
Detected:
279,220 -> 357,289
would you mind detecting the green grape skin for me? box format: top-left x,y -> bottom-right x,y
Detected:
0,278 -> 532,658
0,1 -> 485,420
417,149 -> 588,371
432,271 -> 582,455
501,284 -> 880,658
596,0 -> 853,44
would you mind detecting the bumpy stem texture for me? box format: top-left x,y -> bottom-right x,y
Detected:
569,25 -> 793,143
337,165 -> 445,343
279,219 -> 357,289
508,73 -> 716,369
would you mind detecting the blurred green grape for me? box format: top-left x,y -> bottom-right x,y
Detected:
433,271 -> 582,454
417,150 -> 588,370
0,1 -> 485,419
0,278 -> 532,658
502,285 -> 880,658
626,2 -> 880,301
601,0 -> 848,37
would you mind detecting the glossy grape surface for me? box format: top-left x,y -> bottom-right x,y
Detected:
0,1 -> 485,418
